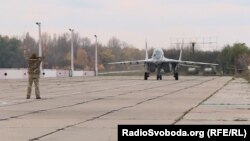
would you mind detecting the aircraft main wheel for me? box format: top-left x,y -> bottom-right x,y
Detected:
144,72 -> 148,80
174,73 -> 179,80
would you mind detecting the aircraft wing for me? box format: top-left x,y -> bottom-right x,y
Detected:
108,59 -> 153,65
179,60 -> 218,66
177,63 -> 201,68
163,58 -> 218,66
109,58 -> 218,66
98,70 -> 142,75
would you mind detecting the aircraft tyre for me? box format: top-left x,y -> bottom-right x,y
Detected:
157,75 -> 162,80
174,73 -> 179,80
144,72 -> 149,80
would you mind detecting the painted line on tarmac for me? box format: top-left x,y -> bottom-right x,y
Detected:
172,77 -> 232,125
0,101 -> 8,106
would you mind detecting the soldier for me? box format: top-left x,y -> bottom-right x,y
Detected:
27,53 -> 44,99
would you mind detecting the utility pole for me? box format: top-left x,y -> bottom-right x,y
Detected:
69,28 -> 74,77
36,22 -> 42,74
94,35 -> 98,76
191,42 -> 196,53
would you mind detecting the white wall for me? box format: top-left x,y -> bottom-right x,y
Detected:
43,69 -> 57,78
0,69 -> 5,79
0,69 -> 27,79
72,71 -> 95,77
56,70 -> 70,77
83,71 -> 95,76
73,71 -> 83,77
0,68 -> 94,79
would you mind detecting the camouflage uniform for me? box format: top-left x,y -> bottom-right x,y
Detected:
27,54 -> 43,99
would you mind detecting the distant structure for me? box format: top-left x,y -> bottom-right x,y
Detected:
170,37 -> 218,52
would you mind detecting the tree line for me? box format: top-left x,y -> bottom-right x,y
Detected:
0,33 -> 249,74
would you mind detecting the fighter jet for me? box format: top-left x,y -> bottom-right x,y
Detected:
108,42 -> 218,80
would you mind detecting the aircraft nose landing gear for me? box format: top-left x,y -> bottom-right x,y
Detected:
157,75 -> 162,80
144,72 -> 150,80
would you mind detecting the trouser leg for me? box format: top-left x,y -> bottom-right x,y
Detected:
34,78 -> 40,98
27,77 -> 33,98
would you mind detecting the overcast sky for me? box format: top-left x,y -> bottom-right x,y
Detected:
1,0 -> 250,50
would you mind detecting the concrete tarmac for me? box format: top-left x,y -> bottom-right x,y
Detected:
0,76 -> 249,141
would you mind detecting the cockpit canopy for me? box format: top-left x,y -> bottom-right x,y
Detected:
152,48 -> 164,60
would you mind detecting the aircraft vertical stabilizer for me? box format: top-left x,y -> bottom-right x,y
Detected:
178,47 -> 183,61
178,40 -> 183,61
145,41 -> 148,60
